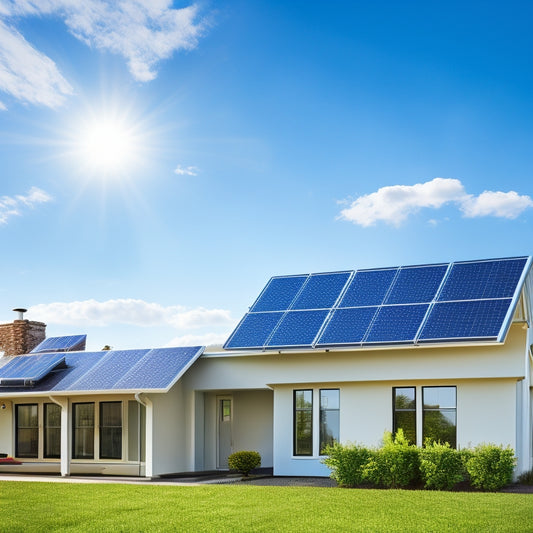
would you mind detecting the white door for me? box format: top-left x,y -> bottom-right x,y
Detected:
217,396 -> 232,469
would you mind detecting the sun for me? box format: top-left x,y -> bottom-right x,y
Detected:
77,115 -> 139,176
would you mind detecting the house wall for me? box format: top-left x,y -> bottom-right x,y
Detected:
0,399 -> 13,456
201,390 -> 273,471
185,324 -> 529,477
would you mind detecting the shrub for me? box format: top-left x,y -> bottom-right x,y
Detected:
363,430 -> 420,488
517,469 -> 533,485
228,451 -> 261,476
466,444 -> 515,491
419,441 -> 464,490
321,442 -> 373,487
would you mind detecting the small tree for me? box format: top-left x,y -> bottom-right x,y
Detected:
228,451 -> 261,476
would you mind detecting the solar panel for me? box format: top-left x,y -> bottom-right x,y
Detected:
316,307 -> 378,346
385,265 -> 448,305
68,350 -> 149,391
250,275 -> 307,312
0,353 -> 66,386
365,304 -> 429,343
418,299 -> 513,341
266,310 -> 330,348
290,272 -> 351,310
437,258 -> 527,301
339,269 -> 398,307
115,346 -> 204,390
224,312 -> 284,349
31,334 -> 87,353
224,256 -> 530,351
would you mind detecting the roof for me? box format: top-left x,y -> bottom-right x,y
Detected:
224,256 -> 532,351
0,345 -> 205,395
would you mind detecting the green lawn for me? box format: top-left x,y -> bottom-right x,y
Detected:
1,481 -> 532,532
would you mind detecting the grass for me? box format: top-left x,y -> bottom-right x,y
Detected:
1,481 -> 532,532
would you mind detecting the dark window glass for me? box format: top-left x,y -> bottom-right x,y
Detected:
393,387 -> 416,444
320,389 -> 339,454
221,399 -> 231,422
294,390 -> 313,456
16,404 -> 38,458
44,403 -> 61,458
100,402 -> 122,460
73,403 -> 94,459
423,386 -> 457,448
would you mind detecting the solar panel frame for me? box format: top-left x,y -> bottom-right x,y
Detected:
31,334 -> 87,354
0,353 -> 66,386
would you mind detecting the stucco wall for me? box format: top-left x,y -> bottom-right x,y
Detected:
0,400 -> 13,456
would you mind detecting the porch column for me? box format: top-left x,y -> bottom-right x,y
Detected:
50,396 -> 70,477
135,393 -> 153,478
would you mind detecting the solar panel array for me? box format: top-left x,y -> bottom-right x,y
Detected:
0,346 -> 204,393
0,353 -> 66,386
224,257 -> 530,350
31,334 -> 87,353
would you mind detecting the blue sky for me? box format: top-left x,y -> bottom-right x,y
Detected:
0,0 -> 532,350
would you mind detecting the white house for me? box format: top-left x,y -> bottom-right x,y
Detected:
0,256 -> 532,478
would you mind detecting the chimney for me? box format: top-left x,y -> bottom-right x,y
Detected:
0,309 -> 46,356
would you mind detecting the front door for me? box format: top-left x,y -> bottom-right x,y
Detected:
217,396 -> 232,469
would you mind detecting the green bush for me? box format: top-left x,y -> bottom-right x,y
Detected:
363,430 -> 420,488
321,442 -> 373,487
419,441 -> 464,490
465,444 -> 515,491
228,451 -> 261,476
517,468 -> 533,485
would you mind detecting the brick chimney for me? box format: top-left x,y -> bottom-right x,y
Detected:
0,309 -> 46,356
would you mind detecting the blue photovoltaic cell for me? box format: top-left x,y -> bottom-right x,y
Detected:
385,265 -> 448,305
31,334 -> 87,353
317,307 -> 378,346
224,312 -> 284,349
291,272 -> 351,310
267,310 -> 330,347
419,299 -> 512,341
437,258 -> 527,301
339,269 -> 398,307
115,346 -> 204,390
47,351 -> 105,391
0,353 -> 66,385
69,350 -> 149,390
365,304 -> 429,343
250,276 -> 307,312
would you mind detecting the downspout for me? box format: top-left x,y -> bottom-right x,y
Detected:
49,396 -> 70,477
135,392 -> 152,478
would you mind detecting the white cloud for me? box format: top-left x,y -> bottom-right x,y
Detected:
28,298 -> 234,330
0,186 -> 52,224
0,19 -> 73,107
165,332 -> 229,348
339,178 -> 533,227
0,2 -> 207,109
0,100 -> 6,110
460,190 -> 533,219
174,164 -> 198,176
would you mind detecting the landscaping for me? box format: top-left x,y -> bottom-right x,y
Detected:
1,480 -> 532,532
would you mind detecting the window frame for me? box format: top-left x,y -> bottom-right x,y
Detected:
99,401 -> 123,460
392,386 -> 416,444
44,402 -> 61,459
15,403 -> 39,458
72,402 -> 95,460
319,388 -> 340,455
422,386 -> 457,448
293,389 -> 313,456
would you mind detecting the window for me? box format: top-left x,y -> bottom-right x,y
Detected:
319,389 -> 339,454
73,403 -> 94,459
294,390 -> 313,456
44,403 -> 61,458
100,402 -> 122,460
393,387 -> 416,444
423,386 -> 456,448
15,404 -> 38,458
221,399 -> 231,422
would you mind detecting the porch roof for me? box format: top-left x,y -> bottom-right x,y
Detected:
0,345 -> 204,395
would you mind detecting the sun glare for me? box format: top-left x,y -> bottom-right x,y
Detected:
78,117 -> 138,176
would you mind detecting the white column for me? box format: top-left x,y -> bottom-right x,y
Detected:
49,396 -> 70,476
135,393 -> 153,478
